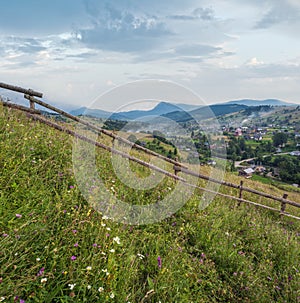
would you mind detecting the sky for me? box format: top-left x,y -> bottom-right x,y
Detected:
0,0 -> 300,110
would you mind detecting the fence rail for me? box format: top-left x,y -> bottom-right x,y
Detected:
1,82 -> 300,220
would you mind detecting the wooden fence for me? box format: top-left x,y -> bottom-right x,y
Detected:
1,82 -> 300,220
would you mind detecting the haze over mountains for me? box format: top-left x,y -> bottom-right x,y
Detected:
69,99 -> 297,122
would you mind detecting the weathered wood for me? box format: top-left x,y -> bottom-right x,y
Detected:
1,101 -> 41,115
237,180 -> 244,207
0,82 -> 43,98
280,193 -> 288,214
179,166 -> 300,209
24,95 -> 187,168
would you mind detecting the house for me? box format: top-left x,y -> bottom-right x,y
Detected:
254,134 -> 263,141
235,128 -> 243,136
239,168 -> 255,178
290,151 -> 300,156
255,166 -> 266,174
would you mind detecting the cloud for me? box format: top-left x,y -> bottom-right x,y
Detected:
0,37 -> 46,55
131,43 -> 224,63
168,7 -> 215,21
255,1 -> 300,29
75,5 -> 172,53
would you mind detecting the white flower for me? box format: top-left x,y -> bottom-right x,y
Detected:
102,269 -> 110,276
102,215 -> 109,220
68,283 -> 76,290
0,297 -> 5,302
98,287 -> 104,293
106,227 -> 111,231
109,249 -> 115,253
110,292 -> 115,299
86,266 -> 92,271
41,278 -> 47,283
137,253 -> 145,260
36,258 -> 41,261
101,223 -> 106,227
113,236 -> 121,245
87,285 -> 92,290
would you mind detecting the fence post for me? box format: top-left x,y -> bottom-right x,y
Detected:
174,157 -> 180,176
280,193 -> 288,216
29,99 -> 35,110
237,180 -> 244,207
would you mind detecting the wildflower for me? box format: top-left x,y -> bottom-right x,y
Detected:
101,223 -> 106,227
113,236 -> 121,245
137,254 -> 145,260
74,243 -> 79,247
93,243 -> 98,247
0,297 -> 5,302
62,271 -> 68,275
86,266 -> 92,271
98,287 -> 104,293
69,185 -> 75,189
20,300 -> 25,303
102,215 -> 109,220
41,278 -> 47,283
16,214 -> 22,218
72,230 -> 77,234
109,249 -> 115,253
68,284 -> 76,290
157,256 -> 162,269
106,227 -> 111,231
71,256 -> 77,261
37,267 -> 45,277
110,293 -> 115,299
2,234 -> 8,237
87,285 -> 92,290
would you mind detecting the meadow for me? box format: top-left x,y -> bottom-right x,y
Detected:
0,105 -> 299,303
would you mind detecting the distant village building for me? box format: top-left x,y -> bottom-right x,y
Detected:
239,167 -> 255,178
290,151 -> 300,156
235,128 -> 243,136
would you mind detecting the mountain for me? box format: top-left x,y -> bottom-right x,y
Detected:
69,107 -> 112,118
163,104 -> 248,122
224,99 -> 297,107
110,102 -> 186,120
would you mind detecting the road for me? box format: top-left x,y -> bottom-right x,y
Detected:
234,152 -> 290,168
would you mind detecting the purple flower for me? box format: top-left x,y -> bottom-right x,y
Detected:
93,243 -> 97,247
201,253 -> 206,259
157,256 -> 162,269
74,243 -> 79,247
72,230 -> 77,234
69,185 -> 75,189
16,214 -> 22,218
20,300 -> 25,303
2,233 -> 8,237
37,267 -> 45,277
63,210 -> 67,214
71,256 -> 77,261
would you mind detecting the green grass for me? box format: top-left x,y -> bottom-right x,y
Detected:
0,106 -> 300,303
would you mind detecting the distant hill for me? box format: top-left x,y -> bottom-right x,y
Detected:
110,102 -> 186,120
224,99 -> 297,107
163,104 -> 248,122
69,107 -> 112,118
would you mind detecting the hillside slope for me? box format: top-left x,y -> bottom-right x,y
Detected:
0,105 -> 299,303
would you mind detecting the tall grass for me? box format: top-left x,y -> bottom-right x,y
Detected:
0,106 -> 299,302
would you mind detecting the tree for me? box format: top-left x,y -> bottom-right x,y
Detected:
273,132 -> 288,147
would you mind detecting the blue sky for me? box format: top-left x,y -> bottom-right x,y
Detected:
0,0 -> 300,110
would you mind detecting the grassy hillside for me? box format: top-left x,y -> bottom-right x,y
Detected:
0,105 -> 299,303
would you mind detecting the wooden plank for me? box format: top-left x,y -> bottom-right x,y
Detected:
1,101 -> 41,115
0,82 -> 43,97
24,95 -> 188,168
